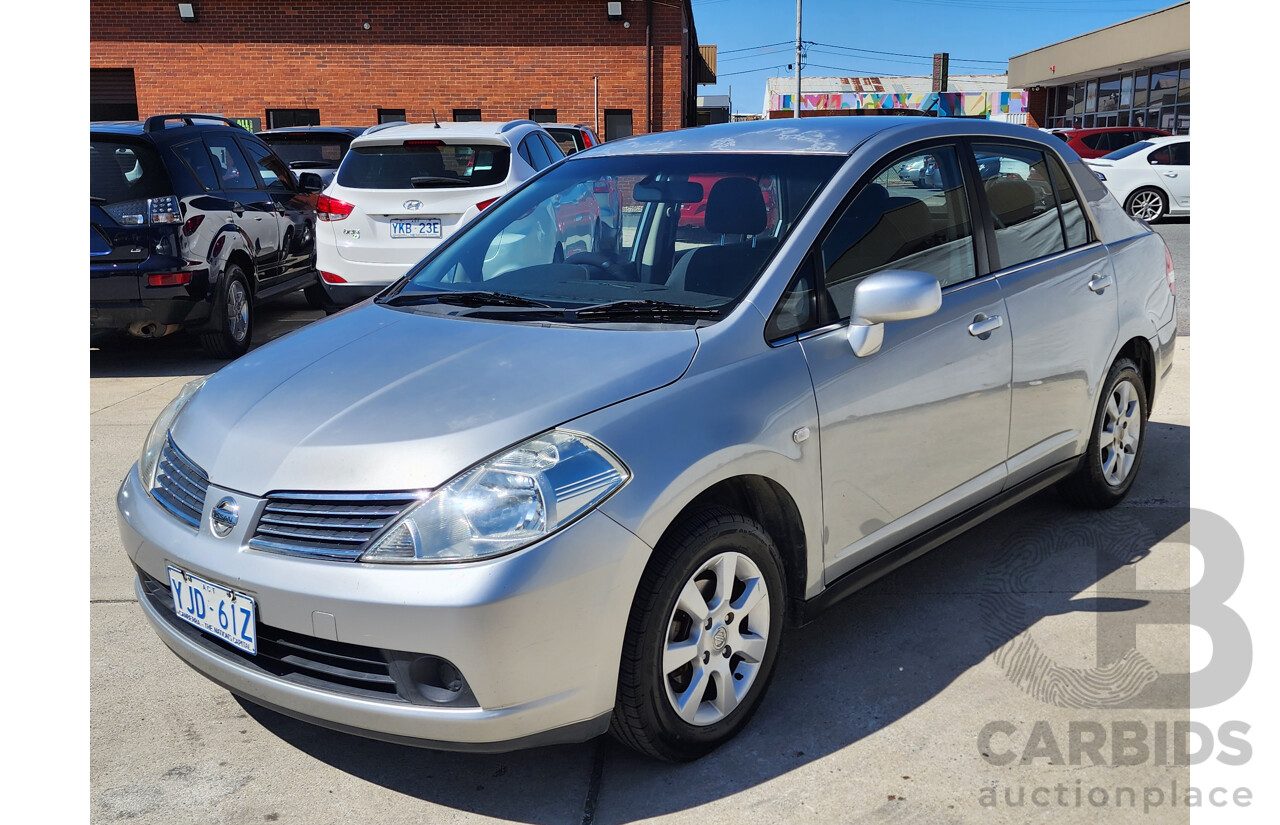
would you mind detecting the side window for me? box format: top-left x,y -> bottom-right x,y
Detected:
1169,141 -> 1190,166
240,138 -> 295,192
538,132 -> 566,163
203,134 -> 256,190
972,144 -> 1063,270
520,136 -> 551,171
516,140 -> 534,168
172,139 -> 219,191
1081,133 -> 1107,151
819,145 -> 976,320
1046,154 -> 1091,248
1148,146 -> 1173,165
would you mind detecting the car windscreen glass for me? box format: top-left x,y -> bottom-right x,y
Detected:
337,142 -> 511,188
90,139 -> 171,205
391,153 -> 844,321
1101,141 -> 1154,161
261,135 -> 351,168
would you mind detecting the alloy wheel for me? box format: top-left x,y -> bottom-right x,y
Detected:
1100,378 -> 1142,486
227,280 -> 249,343
1128,191 -> 1164,221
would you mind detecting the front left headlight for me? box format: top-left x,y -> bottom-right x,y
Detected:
138,376 -> 209,489
361,430 -> 630,563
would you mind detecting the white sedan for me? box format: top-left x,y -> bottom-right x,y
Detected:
1085,135 -> 1190,222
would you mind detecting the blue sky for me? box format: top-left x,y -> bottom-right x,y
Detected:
691,0 -> 1182,114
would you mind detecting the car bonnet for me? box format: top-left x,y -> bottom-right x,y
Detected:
169,306 -> 699,494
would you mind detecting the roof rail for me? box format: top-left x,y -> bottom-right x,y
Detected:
500,119 -> 539,133
362,121 -> 410,135
143,114 -> 245,133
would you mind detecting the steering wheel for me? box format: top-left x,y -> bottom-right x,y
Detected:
565,250 -> 634,280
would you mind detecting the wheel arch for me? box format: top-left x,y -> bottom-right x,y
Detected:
1114,335 -> 1157,413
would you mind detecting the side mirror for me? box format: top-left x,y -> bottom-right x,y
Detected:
298,172 -> 324,193
847,269 -> 942,357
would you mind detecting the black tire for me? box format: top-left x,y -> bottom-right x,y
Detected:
303,281 -> 329,310
200,265 -> 253,359
1058,357 -> 1148,509
1124,187 -> 1167,223
610,506 -> 786,762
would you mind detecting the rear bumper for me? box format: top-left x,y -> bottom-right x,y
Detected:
90,259 -> 212,330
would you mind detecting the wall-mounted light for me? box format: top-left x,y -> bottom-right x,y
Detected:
177,3 -> 196,22
607,2 -> 623,21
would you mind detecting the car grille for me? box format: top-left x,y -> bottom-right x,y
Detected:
247,491 -> 424,561
139,571 -> 402,700
151,434 -> 210,530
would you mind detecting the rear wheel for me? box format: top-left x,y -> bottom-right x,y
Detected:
1124,187 -> 1167,222
611,507 -> 785,762
200,265 -> 252,359
1058,357 -> 1148,508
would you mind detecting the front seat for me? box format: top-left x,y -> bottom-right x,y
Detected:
665,177 -> 775,297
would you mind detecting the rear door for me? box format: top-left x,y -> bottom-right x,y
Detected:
1149,140 -> 1190,210
239,136 -> 317,290
204,132 -> 280,282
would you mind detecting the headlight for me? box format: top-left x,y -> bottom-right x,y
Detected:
361,431 -> 629,563
138,376 -> 209,489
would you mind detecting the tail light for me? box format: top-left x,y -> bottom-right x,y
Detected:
102,195 -> 182,226
317,194 -> 354,221
404,140 -> 445,148
182,215 -> 205,237
1164,243 -> 1176,296
476,197 -> 500,211
581,131 -> 596,148
147,272 -> 193,287
320,270 -> 347,284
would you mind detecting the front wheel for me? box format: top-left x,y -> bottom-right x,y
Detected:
200,265 -> 252,359
1058,357 -> 1148,509
611,507 -> 786,762
1124,187 -> 1167,222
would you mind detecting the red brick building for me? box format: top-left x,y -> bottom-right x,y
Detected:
90,0 -> 706,138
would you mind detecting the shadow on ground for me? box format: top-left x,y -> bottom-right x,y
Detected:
237,423 -> 1189,824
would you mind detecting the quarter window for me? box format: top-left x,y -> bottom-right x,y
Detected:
819,145 -> 976,320
971,145 -> 1063,270
172,139 -> 219,191
1046,154 -> 1091,248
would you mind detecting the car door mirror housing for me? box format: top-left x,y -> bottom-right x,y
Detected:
847,269 -> 943,357
297,172 -> 325,193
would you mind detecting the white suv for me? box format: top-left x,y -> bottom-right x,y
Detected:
316,119 -> 567,306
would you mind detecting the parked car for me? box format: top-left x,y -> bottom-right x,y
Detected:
1051,126 -> 1171,159
119,117 -> 1175,762
543,124 -> 623,252
257,125 -> 368,187
91,114 -> 325,357
543,122 -> 602,156
679,173 -> 779,230
314,119 -> 611,307
1086,135 -> 1190,222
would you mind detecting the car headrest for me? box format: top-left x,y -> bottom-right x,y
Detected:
705,177 -> 767,236
986,177 -> 1037,226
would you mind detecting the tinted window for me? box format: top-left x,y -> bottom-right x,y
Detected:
1081,133 -> 1107,150
820,145 -> 976,319
337,143 -> 511,188
547,128 -> 582,155
972,144 -> 1063,270
521,135 -> 552,171
1102,140 -> 1154,161
241,138 -> 295,192
90,139 -> 171,205
203,134 -> 256,190
1047,155 -> 1090,248
260,134 -> 351,169
267,108 -> 320,128
453,109 -> 482,122
172,139 -> 219,191
538,133 -> 566,163
529,108 -> 557,123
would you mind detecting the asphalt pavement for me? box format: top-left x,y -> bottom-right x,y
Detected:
90,222 -> 1192,824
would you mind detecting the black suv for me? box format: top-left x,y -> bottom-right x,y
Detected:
91,114 -> 326,357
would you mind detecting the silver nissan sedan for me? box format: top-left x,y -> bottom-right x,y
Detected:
118,117 -> 1177,762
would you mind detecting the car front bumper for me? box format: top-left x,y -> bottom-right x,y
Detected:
117,464 -> 652,750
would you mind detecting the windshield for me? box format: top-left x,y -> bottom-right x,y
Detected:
387,153 -> 843,322
1101,141 -> 1154,161
338,142 -> 511,188
261,135 -> 352,168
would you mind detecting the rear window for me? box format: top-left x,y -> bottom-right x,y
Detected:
546,128 -> 583,155
1102,141 -> 1154,161
260,134 -> 353,169
337,142 -> 511,189
90,139 -> 171,205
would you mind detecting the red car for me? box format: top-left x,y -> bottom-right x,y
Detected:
680,174 -> 779,231
1051,127 -> 1171,159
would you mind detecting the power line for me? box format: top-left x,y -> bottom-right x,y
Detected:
811,41 -> 1005,65
718,40 -> 795,55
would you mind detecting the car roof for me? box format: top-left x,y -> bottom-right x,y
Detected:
545,123 -> 595,132
574,116 -> 1066,158
258,126 -> 368,137
1061,126 -> 1169,135
350,119 -> 544,145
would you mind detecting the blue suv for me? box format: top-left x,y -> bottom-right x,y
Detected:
91,114 -> 325,357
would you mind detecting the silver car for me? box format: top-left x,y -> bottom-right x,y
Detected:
118,117 -> 1177,762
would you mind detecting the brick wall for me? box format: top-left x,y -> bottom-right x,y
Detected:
90,0 -> 691,132
1024,87 -> 1047,129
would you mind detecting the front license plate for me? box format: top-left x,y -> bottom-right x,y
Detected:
390,218 -> 441,239
167,565 -> 257,655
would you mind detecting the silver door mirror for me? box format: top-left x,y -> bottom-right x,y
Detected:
847,269 -> 943,357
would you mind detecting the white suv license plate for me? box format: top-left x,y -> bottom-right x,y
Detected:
390,218 -> 442,239
167,565 -> 258,655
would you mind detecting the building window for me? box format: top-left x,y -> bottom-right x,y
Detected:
90,68 -> 138,121
378,108 -> 406,124
267,109 -> 320,128
604,109 -> 633,141
453,109 -> 482,122
528,109 -> 558,123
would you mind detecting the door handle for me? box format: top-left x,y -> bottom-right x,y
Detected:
968,314 -> 1003,338
1163,172 -> 1178,178
230,201 -> 245,216
1088,273 -> 1114,293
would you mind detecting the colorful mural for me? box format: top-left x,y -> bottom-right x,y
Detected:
772,90 -> 1026,119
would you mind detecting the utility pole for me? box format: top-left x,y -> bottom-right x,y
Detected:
794,0 -> 802,118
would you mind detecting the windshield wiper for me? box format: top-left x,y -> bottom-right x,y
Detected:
410,176 -> 472,188
571,299 -> 721,320
379,290 -> 551,308
90,196 -> 107,204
